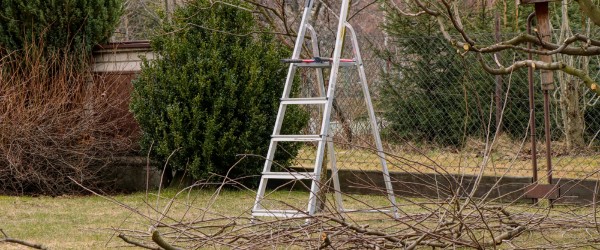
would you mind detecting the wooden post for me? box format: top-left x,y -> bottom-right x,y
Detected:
534,2 -> 555,90
519,0 -> 557,89
519,0 -> 559,202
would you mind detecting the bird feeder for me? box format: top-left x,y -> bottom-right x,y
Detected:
519,0 -> 558,90
519,0 -> 560,203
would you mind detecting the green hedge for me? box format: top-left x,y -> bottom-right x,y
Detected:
0,0 -> 121,54
131,0 -> 307,184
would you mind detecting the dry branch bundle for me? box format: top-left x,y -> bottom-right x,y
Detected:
110,169 -> 600,249
0,43 -> 139,195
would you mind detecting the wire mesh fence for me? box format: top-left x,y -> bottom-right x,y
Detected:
278,33 -> 600,183
114,0 -> 600,186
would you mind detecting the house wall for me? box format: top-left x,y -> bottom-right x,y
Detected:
92,41 -> 161,191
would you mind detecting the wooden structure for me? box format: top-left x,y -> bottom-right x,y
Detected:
520,0 -> 560,201
92,40 -> 153,135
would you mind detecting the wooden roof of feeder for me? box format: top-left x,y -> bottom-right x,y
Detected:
518,0 -> 559,4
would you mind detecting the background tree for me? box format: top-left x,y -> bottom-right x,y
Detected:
380,2 -> 561,147
379,15 -> 489,147
130,0 -> 307,184
387,0 -> 600,150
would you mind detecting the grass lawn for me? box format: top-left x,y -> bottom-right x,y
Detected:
0,188 -> 397,249
294,145 -> 600,179
1,192 -> 148,249
1,188 -> 599,249
0,183 -> 450,249
0,189 -> 254,249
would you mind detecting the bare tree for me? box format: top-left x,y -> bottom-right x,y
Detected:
388,0 -> 600,150
389,0 -> 600,92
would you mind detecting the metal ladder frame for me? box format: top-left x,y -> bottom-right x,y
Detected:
252,0 -> 398,219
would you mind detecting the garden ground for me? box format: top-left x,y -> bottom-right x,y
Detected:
0,189 -> 396,249
1,187 -> 599,249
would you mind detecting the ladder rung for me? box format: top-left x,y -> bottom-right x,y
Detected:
271,135 -> 323,142
261,172 -> 316,180
340,209 -> 393,213
282,57 -> 355,63
252,209 -> 308,218
293,62 -> 357,68
281,97 -> 327,105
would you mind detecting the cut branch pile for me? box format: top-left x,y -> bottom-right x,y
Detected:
111,173 -> 600,249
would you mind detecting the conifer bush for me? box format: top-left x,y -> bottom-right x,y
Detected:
131,0 -> 307,183
0,0 -> 121,53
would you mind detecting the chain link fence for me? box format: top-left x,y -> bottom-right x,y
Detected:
114,0 -> 600,181
278,33 -> 600,182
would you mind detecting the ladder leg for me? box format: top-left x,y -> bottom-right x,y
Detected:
346,23 -> 399,218
307,0 -> 353,217
307,139 -> 325,216
308,23 -> 340,214
253,176 -> 269,211
253,0 -> 316,219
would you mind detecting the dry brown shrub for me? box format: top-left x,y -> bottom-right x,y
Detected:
0,44 -> 139,195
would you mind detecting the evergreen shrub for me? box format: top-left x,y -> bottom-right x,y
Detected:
131,0 -> 307,184
0,0 -> 122,53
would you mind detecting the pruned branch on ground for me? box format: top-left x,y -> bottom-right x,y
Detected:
0,229 -> 48,250
107,152 -> 600,249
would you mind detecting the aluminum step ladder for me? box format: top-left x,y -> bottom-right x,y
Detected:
252,0 -> 398,219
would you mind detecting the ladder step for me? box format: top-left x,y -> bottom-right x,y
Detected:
282,57 -> 355,63
340,209 -> 394,213
281,97 -> 327,105
252,209 -> 308,218
293,62 -> 357,68
271,135 -> 323,142
261,172 -> 316,180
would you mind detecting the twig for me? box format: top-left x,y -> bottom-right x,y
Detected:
152,230 -> 183,250
0,229 -> 49,250
117,234 -> 160,250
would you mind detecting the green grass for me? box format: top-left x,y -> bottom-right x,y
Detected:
294,145 -> 600,179
1,193 -> 146,249
0,188 -> 409,249
1,189 -> 600,249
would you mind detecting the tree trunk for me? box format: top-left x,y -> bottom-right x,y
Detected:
561,79 -> 585,150
164,0 -> 172,24
575,0 -> 600,27
494,10 -> 503,133
558,0 -> 586,151
316,145 -> 328,212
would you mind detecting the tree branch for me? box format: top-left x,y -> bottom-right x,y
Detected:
483,226 -> 527,247
152,230 -> 183,250
400,1 -> 600,57
477,55 -> 600,95
118,234 -> 161,250
477,33 -> 600,56
414,0 -> 440,16
575,0 -> 600,27
0,229 -> 49,250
